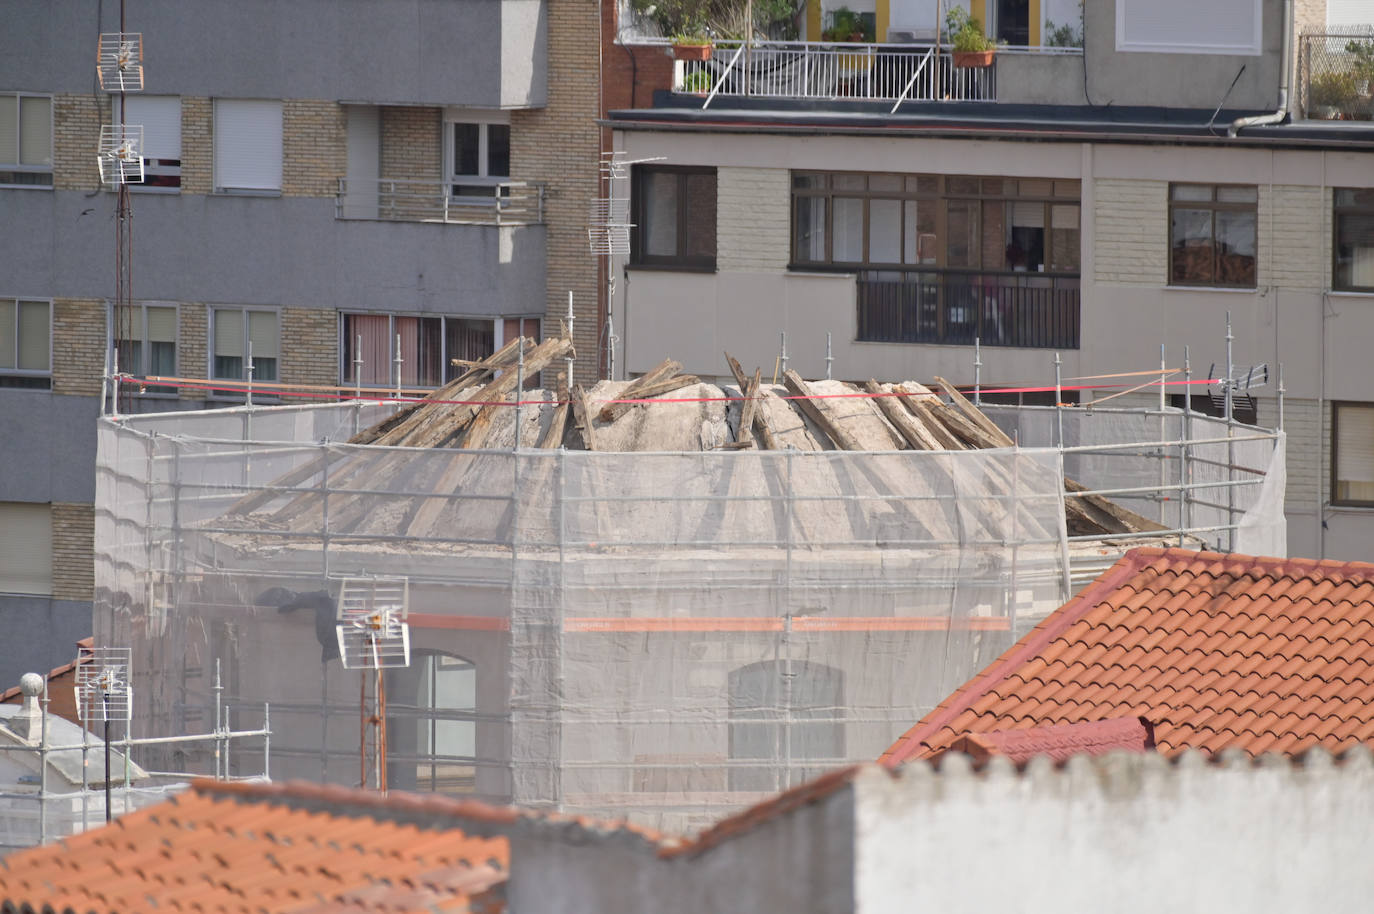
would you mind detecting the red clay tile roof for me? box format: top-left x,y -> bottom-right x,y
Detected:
0,779 -> 510,914
881,547 -> 1374,766
933,716 -> 1152,765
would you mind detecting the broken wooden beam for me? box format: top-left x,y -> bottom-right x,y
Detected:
725,353 -> 778,450
783,369 -> 865,452
932,376 -> 1015,448
866,381 -> 942,451
597,373 -> 701,423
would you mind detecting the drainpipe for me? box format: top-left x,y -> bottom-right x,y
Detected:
1228,0 -> 1292,136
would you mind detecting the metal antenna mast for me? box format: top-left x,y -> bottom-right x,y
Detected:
335,578 -> 412,792
97,7 -> 144,413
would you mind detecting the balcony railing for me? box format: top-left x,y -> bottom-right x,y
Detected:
1299,27 -> 1374,121
675,40 -> 1007,103
857,269 -> 1080,349
335,178 -> 547,225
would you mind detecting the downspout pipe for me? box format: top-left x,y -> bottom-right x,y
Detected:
1229,0 -> 1292,136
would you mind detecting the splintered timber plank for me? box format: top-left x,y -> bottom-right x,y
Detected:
1064,477 -> 1168,533
782,370 -> 866,452
539,374 -> 571,449
725,353 -> 778,450
901,396 -> 968,451
593,357 -> 684,423
597,374 -> 701,423
571,383 -> 598,451
932,376 -> 1015,448
735,369 -> 762,449
928,400 -> 1003,450
866,381 -> 941,451
362,336 -> 526,447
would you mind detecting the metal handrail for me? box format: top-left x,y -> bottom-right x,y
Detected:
335,178 -> 547,225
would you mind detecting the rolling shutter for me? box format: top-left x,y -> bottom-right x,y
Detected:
0,503 -> 52,595
213,99 -> 282,191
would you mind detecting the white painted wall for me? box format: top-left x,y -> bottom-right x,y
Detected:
854,752 -> 1374,914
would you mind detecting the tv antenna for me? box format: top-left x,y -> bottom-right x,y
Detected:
74,646 -> 133,823
335,578 -> 411,792
96,11 -> 145,416
589,152 -> 663,379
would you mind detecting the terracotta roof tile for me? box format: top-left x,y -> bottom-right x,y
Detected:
880,548 -> 1374,766
0,780 -> 512,913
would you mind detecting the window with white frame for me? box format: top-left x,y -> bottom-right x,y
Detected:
0,298 -> 51,389
213,99 -> 283,193
112,303 -> 177,393
212,307 -> 278,382
0,502 -> 51,595
0,93 -> 53,187
116,95 -> 181,190
340,312 -> 539,389
445,111 -> 510,200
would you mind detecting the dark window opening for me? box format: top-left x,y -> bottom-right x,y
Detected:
631,166 -> 717,269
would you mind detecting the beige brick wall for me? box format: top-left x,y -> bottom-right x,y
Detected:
1093,179 -> 1168,285
51,298 -> 105,397
181,97 -> 212,195
380,107 -> 441,181
53,94 -> 108,192
178,302 -> 208,399
718,167 -> 791,272
281,307 -> 339,387
1259,184 -> 1326,291
510,0 -> 602,374
283,100 -> 346,198
51,502 -> 94,602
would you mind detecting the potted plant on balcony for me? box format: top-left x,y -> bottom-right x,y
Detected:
1309,70 -> 1358,119
672,26 -> 713,61
946,7 -> 997,68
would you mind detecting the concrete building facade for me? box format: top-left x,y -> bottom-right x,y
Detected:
608,0 -> 1374,562
0,0 -> 606,684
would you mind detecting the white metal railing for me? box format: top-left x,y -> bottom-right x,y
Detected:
335,178 -> 547,225
675,40 -> 996,102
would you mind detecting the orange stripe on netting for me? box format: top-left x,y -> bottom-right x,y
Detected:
562,616 -> 1009,633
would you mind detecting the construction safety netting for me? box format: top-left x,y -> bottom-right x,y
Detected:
94,399 -> 1284,833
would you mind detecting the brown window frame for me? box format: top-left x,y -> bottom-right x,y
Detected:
1168,183 -> 1258,289
630,165 -> 717,270
1333,188 -> 1374,294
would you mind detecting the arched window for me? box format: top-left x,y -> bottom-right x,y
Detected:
728,660 -> 844,792
387,652 -> 476,795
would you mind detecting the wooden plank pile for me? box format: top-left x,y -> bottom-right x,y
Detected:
225,334 -> 1165,540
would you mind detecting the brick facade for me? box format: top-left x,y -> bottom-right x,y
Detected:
511,0 -> 603,377
380,107 -> 442,182
51,298 -> 105,397
281,307 -> 339,388
283,100 -> 347,198
1259,184 -> 1327,291
1093,179 -> 1168,285
50,502 -> 94,602
178,302 -> 208,399
53,94 -> 108,192
717,168 -> 791,272
180,96 -> 213,195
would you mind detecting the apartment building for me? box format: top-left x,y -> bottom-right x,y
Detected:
0,0 -> 604,684
607,0 -> 1374,562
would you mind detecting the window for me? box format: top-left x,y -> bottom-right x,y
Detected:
0,503 -> 51,595
1169,184 -> 1257,288
212,307 -> 278,381
112,303 -> 177,394
0,93 -> 53,187
1334,188 -> 1374,292
387,652 -> 478,796
341,313 -> 538,389
1116,0 -> 1261,55
1333,402 -> 1374,506
792,173 -> 1081,273
445,113 -> 510,200
0,298 -> 51,389
727,660 -> 844,792
116,96 -> 181,190
631,166 -> 717,269
213,99 -> 282,193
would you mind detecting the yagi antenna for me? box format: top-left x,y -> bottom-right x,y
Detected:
75,645 -> 133,824
98,124 -> 145,185
335,578 -> 411,793
96,33 -> 144,92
